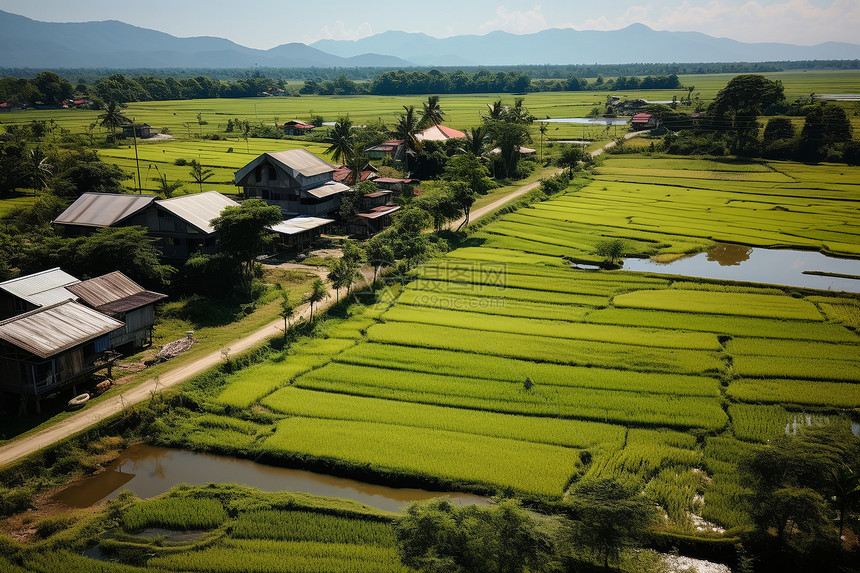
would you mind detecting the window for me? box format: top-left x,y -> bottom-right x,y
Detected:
254,166 -> 262,183
268,165 -> 276,181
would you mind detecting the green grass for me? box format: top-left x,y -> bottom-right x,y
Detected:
728,378 -> 860,408
262,386 -> 626,449
263,417 -> 584,496
231,510 -> 397,545
613,289 -> 824,321
122,497 -> 228,532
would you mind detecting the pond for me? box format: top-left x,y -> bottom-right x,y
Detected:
536,117 -> 629,125
53,443 -> 489,513
623,243 -> 860,293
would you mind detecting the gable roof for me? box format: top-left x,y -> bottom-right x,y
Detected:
0,268 -> 80,307
269,216 -> 334,236
66,271 -> 167,314
0,300 -> 123,358
234,149 -> 335,184
155,191 -> 239,234
305,181 -> 350,199
632,113 -> 654,122
415,125 -> 466,141
53,193 -> 156,228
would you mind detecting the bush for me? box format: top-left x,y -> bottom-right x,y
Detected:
173,158 -> 187,166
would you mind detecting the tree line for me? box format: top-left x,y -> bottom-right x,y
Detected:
1,69 -> 683,106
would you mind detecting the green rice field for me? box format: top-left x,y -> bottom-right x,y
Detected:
146,152 -> 860,540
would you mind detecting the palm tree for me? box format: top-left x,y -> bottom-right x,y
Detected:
153,173 -> 184,198
420,95 -> 445,129
327,260 -> 349,303
26,147 -> 52,193
484,100 -> 504,121
464,126 -> 488,157
98,101 -> 130,142
538,122 -> 548,163
391,105 -> 422,175
189,159 -> 214,193
325,115 -> 354,165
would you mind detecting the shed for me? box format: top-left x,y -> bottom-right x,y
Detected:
631,113 -> 657,130
268,216 -> 334,250
347,205 -> 401,237
67,271 -> 167,349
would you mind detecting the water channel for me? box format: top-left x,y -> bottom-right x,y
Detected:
53,443 -> 489,513
623,243 -> 860,293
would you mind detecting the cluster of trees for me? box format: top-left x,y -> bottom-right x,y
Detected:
397,478 -> 658,572
531,73 -> 682,93
656,74 -> 858,163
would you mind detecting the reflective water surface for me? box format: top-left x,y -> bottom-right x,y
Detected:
623,243 -> 860,292
53,443 -> 489,512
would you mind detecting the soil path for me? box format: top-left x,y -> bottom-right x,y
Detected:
0,273 -> 356,469
0,132 -> 648,468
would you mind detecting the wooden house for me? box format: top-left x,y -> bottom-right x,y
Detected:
347,205 -> 401,237
149,191 -> 239,260
631,113 -> 657,130
234,149 -> 348,217
268,216 -> 334,251
365,140 -> 406,161
0,268 -> 80,320
0,300 -> 123,413
281,121 -> 315,135
67,271 -> 167,350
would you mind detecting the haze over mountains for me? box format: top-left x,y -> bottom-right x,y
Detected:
1,9 -> 858,70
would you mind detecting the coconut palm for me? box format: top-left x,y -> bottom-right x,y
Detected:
98,101 -> 130,142
464,126 -> 488,157
538,122 -> 548,163
391,105 -> 422,174
26,147 -> 52,192
325,115 -> 354,165
420,95 -> 445,129
189,159 -> 214,193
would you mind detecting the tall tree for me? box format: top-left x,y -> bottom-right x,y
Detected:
278,291 -> 296,338
211,198 -> 283,298
464,126 -> 489,157
709,74 -> 785,155
450,181 -> 478,231
325,115 -> 354,165
420,95 -> 445,129
189,159 -> 214,193
326,259 -> 350,303
97,101 -> 130,142
307,277 -> 329,321
391,105 -> 422,174
365,233 -> 395,283
25,147 -> 52,195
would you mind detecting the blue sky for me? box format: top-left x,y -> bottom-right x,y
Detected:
0,0 -> 855,48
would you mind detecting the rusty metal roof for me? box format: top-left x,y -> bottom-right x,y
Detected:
66,271 -> 167,313
0,268 -> 80,307
53,193 -> 156,228
155,191 -> 239,234
0,300 -> 123,358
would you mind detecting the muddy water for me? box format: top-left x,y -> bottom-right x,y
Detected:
53,443 -> 488,513
623,243 -> 860,293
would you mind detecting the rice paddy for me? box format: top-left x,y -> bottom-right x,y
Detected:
155,151 -> 860,539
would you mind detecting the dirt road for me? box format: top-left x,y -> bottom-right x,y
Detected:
0,279 -> 343,469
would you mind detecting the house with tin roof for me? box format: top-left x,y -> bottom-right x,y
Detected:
0,300 -> 123,413
415,125 -> 466,142
67,271 -> 167,349
234,149 -> 349,217
53,193 -> 157,236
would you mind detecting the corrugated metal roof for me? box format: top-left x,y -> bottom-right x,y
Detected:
234,149 -> 335,184
355,205 -> 401,220
99,291 -> 167,314
0,300 -> 123,358
155,191 -> 239,234
0,268 -> 80,307
66,271 -> 167,312
53,193 -> 156,227
305,181 -> 350,199
269,216 -> 334,236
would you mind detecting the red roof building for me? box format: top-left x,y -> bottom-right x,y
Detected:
631,113 -> 657,130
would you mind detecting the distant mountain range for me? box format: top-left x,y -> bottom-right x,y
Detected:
2,9 -> 859,70
0,10 -> 409,69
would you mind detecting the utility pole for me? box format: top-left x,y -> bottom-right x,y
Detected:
132,117 -> 142,194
